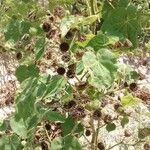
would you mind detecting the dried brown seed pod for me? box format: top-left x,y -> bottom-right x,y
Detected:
16,52 -> 22,60
44,51 -> 52,60
85,129 -> 91,136
61,54 -> 70,62
97,142 -> 105,150
129,82 -> 137,91
41,141 -> 48,150
60,42 -> 69,52
75,51 -> 84,60
114,103 -> 121,110
68,63 -> 76,71
46,29 -> 56,39
75,82 -> 87,91
66,69 -> 75,78
42,22 -> 51,32
123,81 -> 128,87
144,143 -> 150,150
142,59 -> 148,66
70,106 -> 86,120
124,130 -> 131,137
53,6 -> 65,18
103,114 -> 112,124
45,123 -> 51,131
64,100 -> 76,109
49,16 -> 54,22
57,67 -> 66,75
93,109 -> 102,120
78,33 -> 86,42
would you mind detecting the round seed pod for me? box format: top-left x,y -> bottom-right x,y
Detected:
60,42 -> 69,52
85,129 -> 91,136
123,81 -> 128,87
68,63 -> 76,71
93,109 -> 102,120
103,114 -> 112,124
142,59 -> 148,66
53,6 -> 65,18
114,103 -> 121,110
66,69 -> 75,78
144,143 -> 150,150
49,16 -> 54,22
97,142 -> 105,150
41,141 -> 48,150
57,67 -> 66,75
44,51 -> 52,60
61,54 -> 70,62
42,22 -> 51,32
45,123 -> 51,131
124,130 -> 131,137
129,82 -> 137,91
64,100 -> 76,109
16,52 -> 22,60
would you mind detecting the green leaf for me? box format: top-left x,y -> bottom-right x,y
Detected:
102,2 -> 140,47
61,85 -> 73,102
38,108 -> 65,122
121,94 -> 140,107
77,15 -> 98,26
10,116 -> 28,139
82,50 -> 117,89
62,117 -> 75,136
87,33 -> 109,51
4,18 -> 20,42
106,123 -> 116,132
0,120 -> 7,132
14,77 -> 38,132
51,137 -> 63,150
60,15 -> 98,38
121,116 -> 129,128
15,64 -> 39,83
60,15 -> 77,38
76,34 -> 95,48
0,135 -> 23,150
4,18 -> 31,42
35,37 -> 46,60
45,75 -> 66,98
63,135 -> 82,150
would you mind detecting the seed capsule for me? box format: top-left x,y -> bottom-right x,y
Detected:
129,82 -> 137,91
60,42 -> 69,52
57,67 -> 66,75
42,22 -> 51,32
144,143 -> 150,150
45,123 -> 51,130
61,54 -> 70,62
93,109 -> 102,120
97,142 -> 105,150
64,100 -> 76,109
85,129 -> 91,136
66,69 -> 75,78
16,52 -> 22,60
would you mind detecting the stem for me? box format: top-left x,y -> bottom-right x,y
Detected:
106,141 -> 123,150
90,0 -> 97,34
90,116 -> 96,150
94,119 -> 101,150
85,0 -> 92,15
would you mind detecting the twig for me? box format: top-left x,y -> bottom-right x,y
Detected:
90,116 -> 96,150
